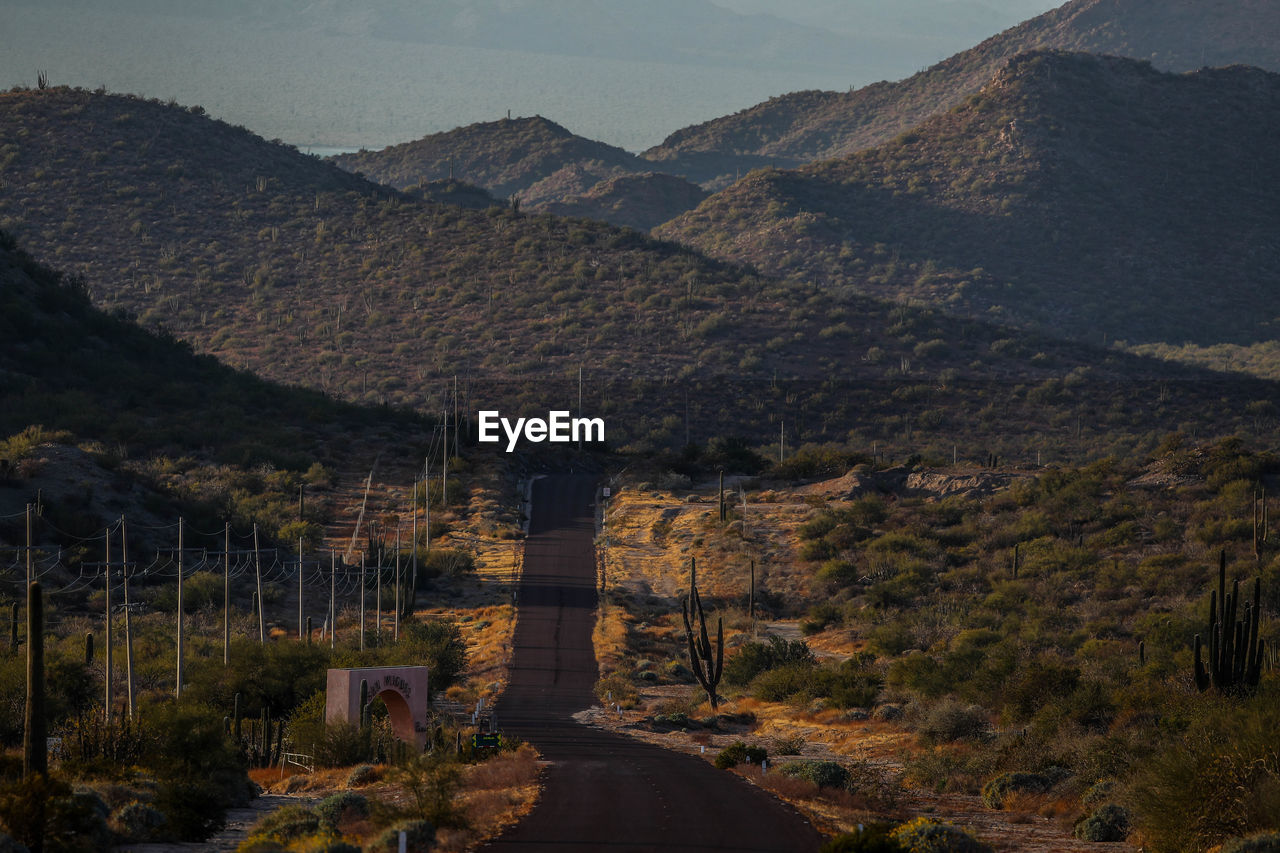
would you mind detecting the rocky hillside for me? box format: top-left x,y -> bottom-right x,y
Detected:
641,0 -> 1280,185
537,173 -> 708,232
6,85 -> 1271,458
329,116 -> 645,199
658,51 -> 1280,349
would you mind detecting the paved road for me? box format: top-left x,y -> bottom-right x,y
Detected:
481,474 -> 823,853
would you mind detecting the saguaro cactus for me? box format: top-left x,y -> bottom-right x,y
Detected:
1194,551 -> 1266,695
24,582 -> 46,777
682,561 -> 725,712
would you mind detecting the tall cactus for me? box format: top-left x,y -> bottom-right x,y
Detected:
682,560 -> 725,712
24,582 -> 46,777
1194,551 -> 1266,695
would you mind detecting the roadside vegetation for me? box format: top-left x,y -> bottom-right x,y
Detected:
594,434 -> 1280,852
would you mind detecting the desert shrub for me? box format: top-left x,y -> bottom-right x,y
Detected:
1074,804 -> 1130,842
889,817 -> 993,853
725,636 -> 814,686
917,702 -> 990,745
801,601 -> 845,634
873,704 -> 903,722
141,702 -> 250,840
393,619 -> 468,693
1079,779 -> 1114,809
109,801 -> 168,841
594,673 -> 639,708
818,659 -> 884,709
715,741 -> 768,769
366,820 -> 436,853
751,654 -> 882,708
821,823 -> 904,852
816,559 -> 861,589
314,791 -> 368,831
182,639 -> 330,720
1221,833 -> 1280,853
780,760 -> 849,790
344,764 -> 380,787
980,771 -> 1054,809
663,660 -> 694,682
1129,695 -> 1280,852
384,752 -> 467,829
241,804 -> 319,848
751,661 -> 820,702
0,772 -> 109,853
771,734 -> 805,755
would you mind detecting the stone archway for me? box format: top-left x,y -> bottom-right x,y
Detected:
326,666 -> 430,748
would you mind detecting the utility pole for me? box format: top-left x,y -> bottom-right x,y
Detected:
253,524 -> 265,644
223,522 -> 230,666
104,525 -> 113,724
175,518 -> 184,699
122,516 -> 135,718
329,550 -> 336,650
298,537 -> 305,640
375,544 -> 382,647
25,503 -> 32,586
411,479 -> 419,600
394,523 -> 401,642
360,552 -> 366,652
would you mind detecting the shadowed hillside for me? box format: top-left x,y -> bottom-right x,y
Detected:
329,116 -> 645,199
538,173 -> 709,232
4,85 -> 1278,461
642,0 -> 1280,185
658,52 -> 1280,349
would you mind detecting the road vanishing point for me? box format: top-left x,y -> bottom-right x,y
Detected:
481,474 -> 823,852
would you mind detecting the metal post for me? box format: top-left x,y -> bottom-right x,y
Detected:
176,518 -> 184,699
223,522 -> 230,665
253,524 -> 265,644
122,516 -> 135,718
298,536 -> 305,641
104,525 -> 113,724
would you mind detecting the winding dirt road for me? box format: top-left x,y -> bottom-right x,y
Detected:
481,474 -> 823,852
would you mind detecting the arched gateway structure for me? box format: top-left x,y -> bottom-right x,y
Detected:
326,666 -> 430,748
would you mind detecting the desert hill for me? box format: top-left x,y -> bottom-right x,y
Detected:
658,51 -> 1280,349
329,117 -> 710,229
3,84 -> 1275,458
642,0 -> 1280,185
329,116 -> 644,200
537,173 -> 709,232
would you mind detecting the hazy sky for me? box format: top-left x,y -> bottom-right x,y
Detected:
1,0 -> 1067,152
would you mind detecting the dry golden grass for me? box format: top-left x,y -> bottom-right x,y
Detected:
588,480 -> 1132,852
252,747 -> 541,853
603,486 -> 818,606
592,598 -> 630,676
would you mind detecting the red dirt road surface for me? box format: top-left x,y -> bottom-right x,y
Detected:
481,474 -> 823,852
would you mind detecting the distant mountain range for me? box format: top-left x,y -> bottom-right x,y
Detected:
657,51 -> 1280,348
329,117 -> 709,229
5,83 -> 1254,457
643,0 -> 1280,184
